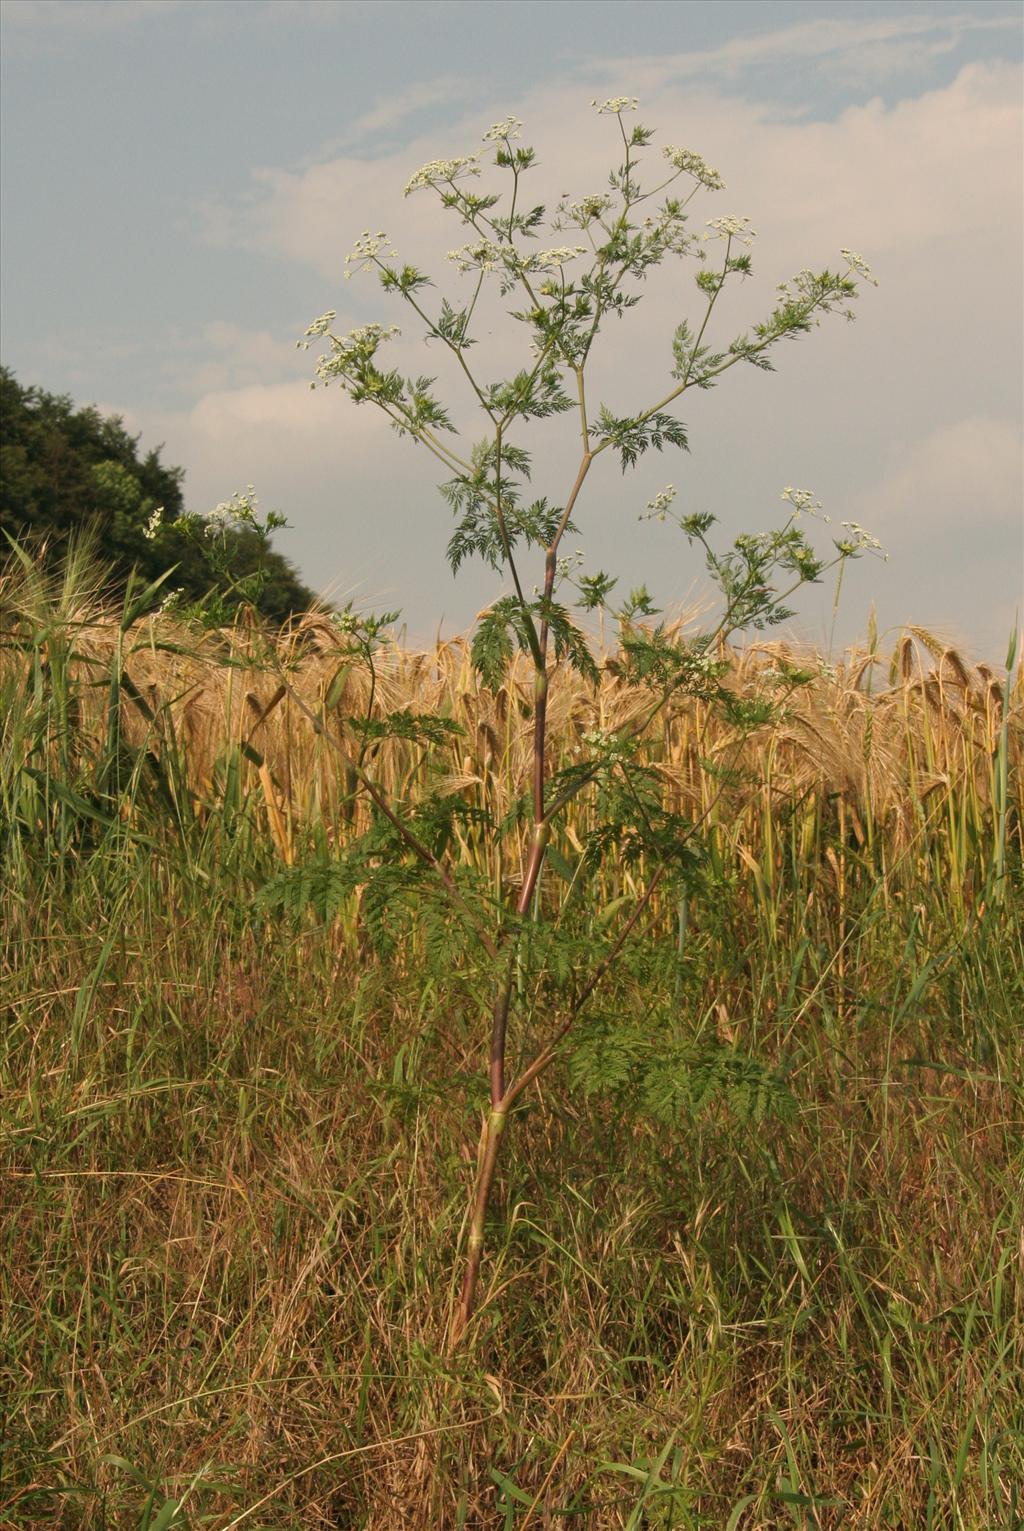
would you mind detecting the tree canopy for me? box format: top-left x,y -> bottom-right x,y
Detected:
0,367 -> 318,623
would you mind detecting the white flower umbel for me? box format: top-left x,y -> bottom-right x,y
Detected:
403,154 -> 481,197
780,486 -> 825,517
841,249 -> 879,286
644,485 -> 677,522
142,505 -> 164,541
344,231 -> 398,279
839,521 -> 886,556
297,311 -> 337,350
662,147 -> 725,190
703,216 -> 756,246
526,246 -> 589,270
555,548 -> 586,581
446,240 -> 508,274
205,487 -> 259,538
483,117 -> 523,142
591,96 -> 639,115
313,323 -> 401,384
558,193 -> 614,228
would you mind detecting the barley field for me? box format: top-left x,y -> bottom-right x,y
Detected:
2,548 -> 1022,1529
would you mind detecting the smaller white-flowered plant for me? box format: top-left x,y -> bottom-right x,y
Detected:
331,610 -> 361,636
781,486 -> 826,518
775,267 -> 857,323
645,485 -> 677,521
703,216 -> 756,246
403,154 -> 481,197
526,246 -> 589,271
446,240 -> 508,274
840,521 -> 886,557
206,487 -> 260,537
313,323 -> 401,384
344,232 -> 397,280
559,193 -> 615,227
483,117 -> 522,142
581,728 -> 629,762
297,311 -> 337,350
662,146 -> 725,190
591,96 -> 639,115
142,505 -> 164,542
555,548 -> 586,581
841,249 -> 878,286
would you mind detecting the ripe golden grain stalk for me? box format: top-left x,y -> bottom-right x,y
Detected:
2,563 -> 1019,908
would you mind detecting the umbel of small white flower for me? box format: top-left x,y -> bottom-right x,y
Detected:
555,548 -> 586,581
591,96 -> 639,114
297,311 -> 336,349
344,232 -> 398,280
781,486 -> 827,519
483,116 -> 523,142
311,324 -> 401,386
446,240 -> 507,275
528,246 -> 589,271
840,249 -> 879,286
703,216 -> 756,246
839,521 -> 887,557
779,489 -> 884,559
205,487 -> 260,536
403,154 -> 481,198
644,485 -> 677,522
557,193 -> 615,228
142,505 -> 164,541
662,146 -> 725,190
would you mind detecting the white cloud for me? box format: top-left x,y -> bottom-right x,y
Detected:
205,57 -> 1020,283
605,11 -> 1021,88
173,34 -> 1022,648
183,322 -> 308,395
858,416 -> 1023,533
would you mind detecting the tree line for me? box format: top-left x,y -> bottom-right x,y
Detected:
0,367 -> 317,622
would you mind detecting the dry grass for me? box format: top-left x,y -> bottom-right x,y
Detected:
2,557 -> 1022,1528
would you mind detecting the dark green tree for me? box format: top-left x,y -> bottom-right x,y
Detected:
0,367 -> 318,622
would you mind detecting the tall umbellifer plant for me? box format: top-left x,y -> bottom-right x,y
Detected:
290,100 -> 879,1349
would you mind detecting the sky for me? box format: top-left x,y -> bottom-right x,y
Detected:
2,0 -> 1022,659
